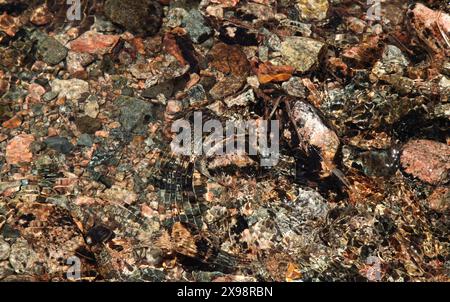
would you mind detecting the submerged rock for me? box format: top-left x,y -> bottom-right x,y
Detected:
75,116 -> 102,134
35,33 -> 68,65
44,137 -> 74,155
279,37 -> 325,73
115,96 -> 154,134
104,0 -> 163,36
182,9 -> 212,44
142,81 -> 174,99
295,0 -> 329,21
50,79 -> 89,100
0,238 -> 10,260
68,31 -> 120,55
291,100 -> 340,177
400,140 -> 450,185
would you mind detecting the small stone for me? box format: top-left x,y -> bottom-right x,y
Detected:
291,100 -> 340,176
115,96 -> 154,134
209,76 -> 245,100
36,33 -> 68,65
439,76 -> 450,94
75,116 -> 102,134
27,83 -> 46,103
6,134 -> 35,165
442,62 -> 450,77
295,0 -> 329,21
0,261 -> 14,280
50,79 -> 89,100
0,12 -> 21,37
372,45 -> 409,77
282,77 -> 306,98
104,0 -> 163,36
0,78 -> 9,97
30,5 -> 53,26
66,51 -> 95,76
182,9 -> 213,44
428,187 -> 449,212
400,140 -> 450,185
101,186 -> 137,205
9,238 -> 38,275
42,91 -> 58,102
44,136 -> 74,155
2,115 -> 22,129
279,37 -> 325,73
85,99 -> 100,118
224,89 -> 255,108
142,81 -> 174,99
346,17 -> 366,34
68,31 -> 120,55
383,45 -> 408,66
0,238 -> 10,260
184,84 -> 206,106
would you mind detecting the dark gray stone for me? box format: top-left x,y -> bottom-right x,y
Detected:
104,0 -> 163,36
184,84 -> 206,106
182,10 -> 212,44
36,34 -> 68,65
142,81 -> 174,99
115,96 -> 154,134
44,137 -> 74,154
77,134 -> 94,147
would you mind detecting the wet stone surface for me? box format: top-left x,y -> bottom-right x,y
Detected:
0,0 -> 449,282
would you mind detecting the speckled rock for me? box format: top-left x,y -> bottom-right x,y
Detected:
295,0 -> 329,21
115,96 -> 154,134
142,81 -> 174,99
427,187 -> 449,212
35,33 -> 68,65
291,99 -> 340,176
182,9 -> 212,44
279,37 -> 325,73
104,0 -> 163,36
5,134 -> 35,165
0,238 -> 10,260
50,79 -> 89,100
400,140 -> 450,185
9,238 -> 39,274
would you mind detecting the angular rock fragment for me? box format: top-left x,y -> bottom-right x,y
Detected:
104,0 -> 163,36
0,12 -> 20,37
6,134 -> 35,165
44,137 -> 74,155
84,98 -> 100,118
0,238 -> 10,261
9,238 -> 39,275
35,33 -> 68,65
400,140 -> 450,185
68,31 -> 120,55
224,89 -> 255,108
115,96 -> 154,134
290,100 -> 340,176
142,81 -> 174,99
50,79 -> 89,100
182,9 -> 212,44
75,116 -> 102,134
295,0 -> 329,21
30,5 -> 53,26
407,3 -> 450,54
279,37 -> 325,73
428,187 -> 449,212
